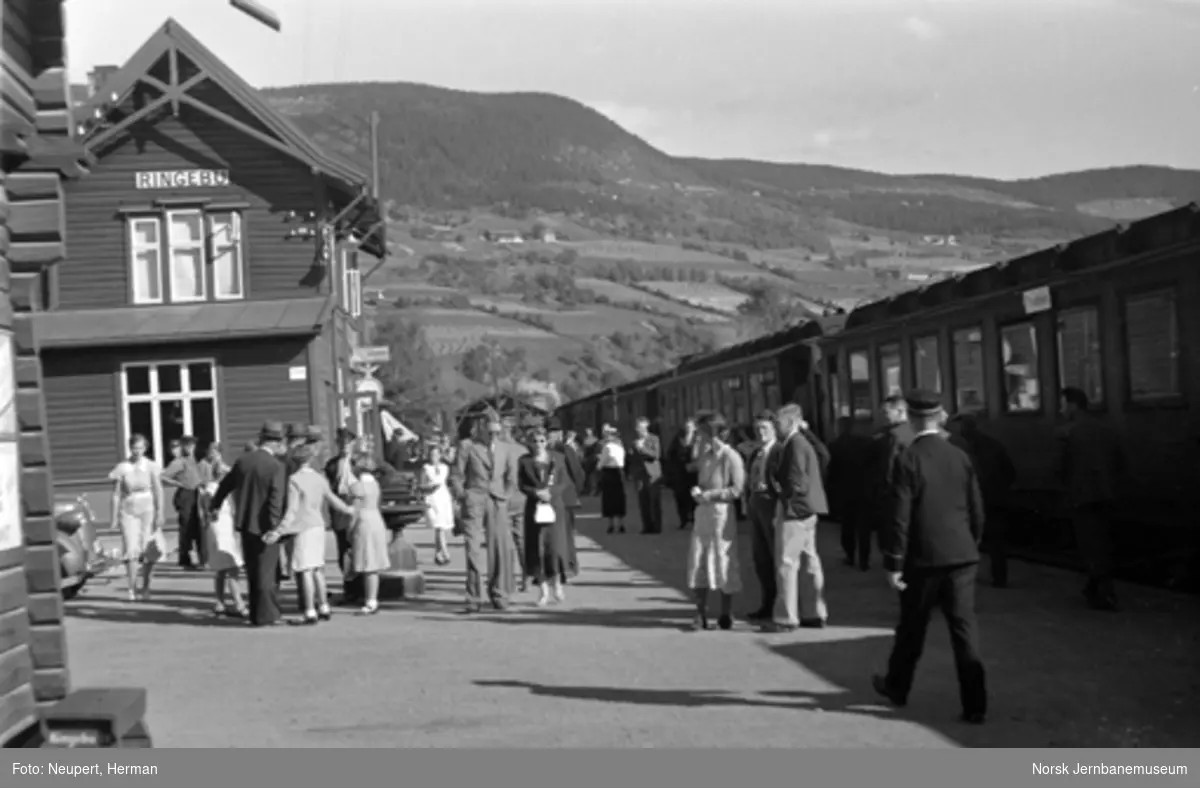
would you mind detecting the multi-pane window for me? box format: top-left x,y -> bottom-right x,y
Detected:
849,350 -> 872,418
210,212 -> 244,300
912,334 -> 942,394
1056,306 -> 1103,405
128,218 -> 163,304
127,210 -> 245,305
1123,288 -> 1181,403
952,326 -> 986,412
1000,321 -> 1041,413
122,361 -> 219,462
878,343 -> 902,399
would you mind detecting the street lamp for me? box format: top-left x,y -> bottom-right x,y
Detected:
230,0 -> 282,31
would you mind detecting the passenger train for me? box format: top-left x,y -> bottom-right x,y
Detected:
557,203 -> 1200,589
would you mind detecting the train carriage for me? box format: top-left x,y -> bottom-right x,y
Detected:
816,203 -> 1200,587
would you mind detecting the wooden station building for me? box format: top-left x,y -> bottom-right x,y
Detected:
31,19 -> 384,507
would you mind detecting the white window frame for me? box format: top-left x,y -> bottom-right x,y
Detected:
128,216 -> 164,305
208,211 -> 245,301
120,359 -> 220,463
165,209 -> 207,303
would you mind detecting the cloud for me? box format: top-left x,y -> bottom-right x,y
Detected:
903,16 -> 942,40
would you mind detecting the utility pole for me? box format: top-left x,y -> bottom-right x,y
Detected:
361,110 -> 381,347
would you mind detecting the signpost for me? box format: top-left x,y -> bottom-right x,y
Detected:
351,346 -> 391,365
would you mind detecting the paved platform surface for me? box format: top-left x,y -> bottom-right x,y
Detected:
64,496 -> 1200,748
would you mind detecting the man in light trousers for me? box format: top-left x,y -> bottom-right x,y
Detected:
764,403 -> 830,632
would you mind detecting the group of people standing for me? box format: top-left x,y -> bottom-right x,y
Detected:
445,412 -> 584,612
108,421 -> 394,626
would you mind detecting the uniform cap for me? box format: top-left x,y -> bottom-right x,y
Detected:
905,389 -> 944,418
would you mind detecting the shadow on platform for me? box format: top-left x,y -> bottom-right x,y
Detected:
422,605 -> 697,631
472,679 -> 842,712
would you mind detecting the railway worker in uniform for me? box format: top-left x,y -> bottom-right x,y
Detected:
450,412 -> 520,613
1056,386 -> 1125,611
866,395 -> 916,569
627,417 -> 664,534
827,416 -> 875,570
874,389 -> 988,725
666,417 -> 701,530
744,410 -> 781,622
501,416 -> 530,591
764,403 -> 830,632
946,413 -> 1016,589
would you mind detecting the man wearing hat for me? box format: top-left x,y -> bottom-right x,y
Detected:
863,395 -> 915,570
162,435 -> 208,570
874,389 -> 988,725
449,412 -> 521,612
324,426 -> 364,605
210,421 -> 290,627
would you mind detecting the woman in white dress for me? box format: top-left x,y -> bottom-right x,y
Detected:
109,434 -> 166,602
686,412 -> 746,631
421,444 -> 455,565
265,442 -> 354,625
201,445 -> 247,618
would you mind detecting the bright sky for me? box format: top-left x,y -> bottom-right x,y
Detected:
67,0 -> 1200,179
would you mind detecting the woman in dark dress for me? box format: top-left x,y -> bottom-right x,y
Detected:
518,426 -> 572,606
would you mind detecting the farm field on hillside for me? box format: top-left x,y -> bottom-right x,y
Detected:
639,281 -> 748,313
400,307 -> 560,354
545,305 -> 681,339
566,239 -> 750,269
574,278 -> 728,320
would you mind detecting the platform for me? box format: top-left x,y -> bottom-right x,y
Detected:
63,495 -> 1200,748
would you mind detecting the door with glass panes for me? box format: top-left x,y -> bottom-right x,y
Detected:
121,361 -> 219,462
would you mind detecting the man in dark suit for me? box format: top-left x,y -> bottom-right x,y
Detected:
764,402 -> 830,633
826,416 -> 875,570
627,417 -> 664,534
210,421 -> 289,627
665,418 -> 699,530
874,389 -> 988,725
1056,386 -> 1125,611
324,427 -> 363,606
865,395 -> 915,569
548,416 -> 584,579
745,409 -> 781,621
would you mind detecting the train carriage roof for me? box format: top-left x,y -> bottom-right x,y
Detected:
842,202 -> 1200,332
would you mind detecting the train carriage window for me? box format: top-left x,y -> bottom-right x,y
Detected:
829,354 -> 848,418
1123,288 -> 1181,402
878,343 -> 902,400
1000,321 -> 1041,413
709,380 -> 720,415
912,335 -> 943,394
849,350 -> 872,418
1056,306 -> 1104,405
952,327 -> 986,412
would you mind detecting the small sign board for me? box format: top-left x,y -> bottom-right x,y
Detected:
135,169 -> 230,189
1022,286 -> 1052,315
288,365 -> 307,381
352,346 -> 391,364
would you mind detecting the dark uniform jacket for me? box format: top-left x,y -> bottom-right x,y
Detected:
665,432 -> 698,489
826,431 -> 874,523
881,432 -> 986,575
960,431 -> 1016,508
772,430 -> 829,521
800,427 -> 831,486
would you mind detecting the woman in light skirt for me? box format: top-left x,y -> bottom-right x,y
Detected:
265,441 -> 354,625
108,434 -> 166,601
201,444 -> 247,618
421,444 -> 455,565
348,451 -> 391,615
686,412 -> 746,631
